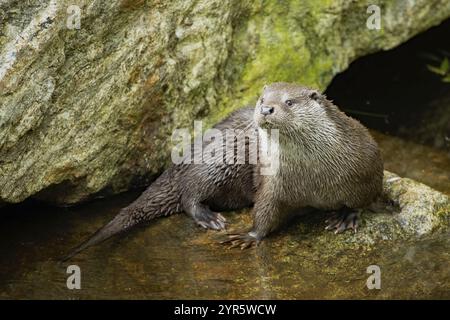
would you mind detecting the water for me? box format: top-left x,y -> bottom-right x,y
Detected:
0,133 -> 448,299
374,131 -> 450,195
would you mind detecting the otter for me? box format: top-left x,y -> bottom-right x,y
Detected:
64,82 -> 383,259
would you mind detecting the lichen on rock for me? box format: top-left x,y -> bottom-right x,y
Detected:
384,171 -> 449,236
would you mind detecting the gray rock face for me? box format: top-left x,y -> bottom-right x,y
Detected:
1,0 -> 450,204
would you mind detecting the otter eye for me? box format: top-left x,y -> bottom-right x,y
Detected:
285,99 -> 293,107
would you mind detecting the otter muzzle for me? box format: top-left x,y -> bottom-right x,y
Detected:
260,106 -> 274,115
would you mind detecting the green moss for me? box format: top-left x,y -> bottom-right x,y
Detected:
208,0 -> 342,125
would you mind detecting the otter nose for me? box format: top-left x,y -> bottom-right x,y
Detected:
260,106 -> 274,116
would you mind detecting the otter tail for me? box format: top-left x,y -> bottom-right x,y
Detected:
62,171 -> 181,261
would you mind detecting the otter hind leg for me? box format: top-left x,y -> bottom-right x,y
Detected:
325,208 -> 360,234
186,203 -> 227,230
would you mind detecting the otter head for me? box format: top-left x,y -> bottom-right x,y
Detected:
254,82 -> 328,134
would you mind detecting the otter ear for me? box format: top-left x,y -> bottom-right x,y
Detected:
309,91 -> 327,106
309,91 -> 321,101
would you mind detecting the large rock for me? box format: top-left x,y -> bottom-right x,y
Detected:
340,171 -> 449,245
1,0 -> 450,204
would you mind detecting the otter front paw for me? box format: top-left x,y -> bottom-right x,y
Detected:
220,232 -> 260,249
195,212 -> 227,230
325,209 -> 360,234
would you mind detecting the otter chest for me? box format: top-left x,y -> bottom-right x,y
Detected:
271,144 -> 343,208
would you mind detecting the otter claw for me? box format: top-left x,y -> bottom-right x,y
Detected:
198,221 -> 209,229
325,210 -> 359,234
220,232 -> 259,249
217,213 -> 226,223
195,212 -> 226,230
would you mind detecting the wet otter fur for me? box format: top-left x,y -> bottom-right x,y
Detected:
64,82 -> 383,259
